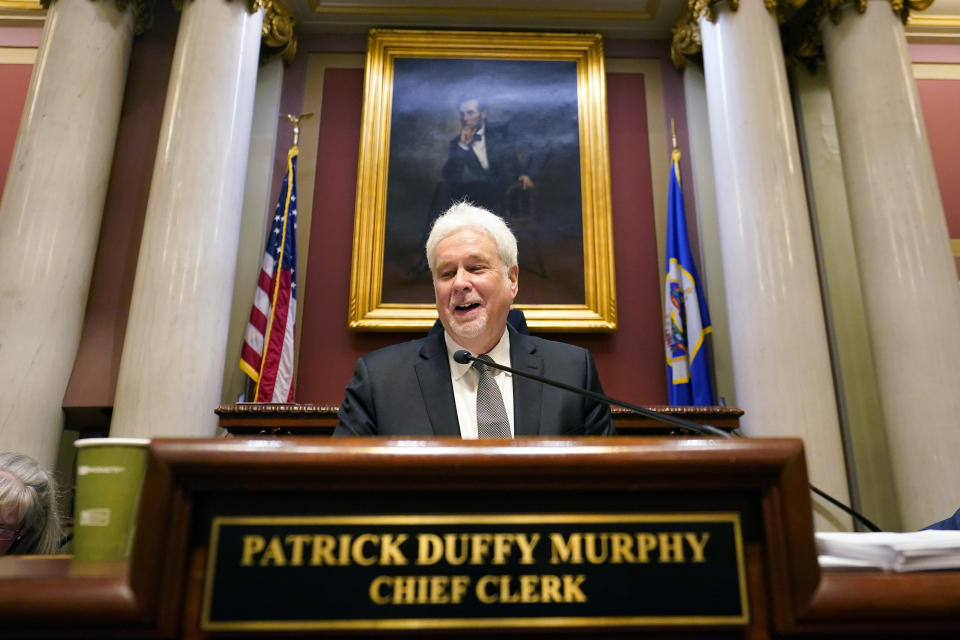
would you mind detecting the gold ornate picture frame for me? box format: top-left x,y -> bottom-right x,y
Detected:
349,29 -> 616,331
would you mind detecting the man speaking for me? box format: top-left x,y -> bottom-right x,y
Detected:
335,202 -> 614,437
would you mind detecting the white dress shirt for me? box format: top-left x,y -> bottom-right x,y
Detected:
444,328 -> 514,439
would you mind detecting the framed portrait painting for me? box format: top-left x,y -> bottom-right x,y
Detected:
349,29 -> 616,331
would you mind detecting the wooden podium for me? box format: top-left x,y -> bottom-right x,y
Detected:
3,437 -> 960,638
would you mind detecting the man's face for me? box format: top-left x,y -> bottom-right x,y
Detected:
459,99 -> 486,130
433,228 -> 518,354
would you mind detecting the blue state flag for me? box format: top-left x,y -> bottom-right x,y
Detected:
664,149 -> 714,405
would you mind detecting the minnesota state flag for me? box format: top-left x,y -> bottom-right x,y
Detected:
664,147 -> 714,405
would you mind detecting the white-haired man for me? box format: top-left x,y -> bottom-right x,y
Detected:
335,202 -> 614,437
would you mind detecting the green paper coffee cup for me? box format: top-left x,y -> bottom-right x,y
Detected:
73,438 -> 150,562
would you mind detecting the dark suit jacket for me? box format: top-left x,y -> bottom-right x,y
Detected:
334,326 -> 615,437
925,507 -> 960,530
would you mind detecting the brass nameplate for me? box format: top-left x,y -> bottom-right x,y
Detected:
201,513 -> 748,631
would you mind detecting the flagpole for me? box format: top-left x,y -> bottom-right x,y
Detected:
285,112 -> 314,147
670,118 -> 681,184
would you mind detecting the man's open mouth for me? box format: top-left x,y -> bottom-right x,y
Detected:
454,302 -> 481,312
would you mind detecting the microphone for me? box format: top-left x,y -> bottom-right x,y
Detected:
454,349 -> 883,532
453,349 -> 728,438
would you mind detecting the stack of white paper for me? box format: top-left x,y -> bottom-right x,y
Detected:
816,530 -> 960,572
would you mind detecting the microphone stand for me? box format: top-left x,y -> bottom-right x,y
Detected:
455,349 -> 882,532
455,349 -> 728,437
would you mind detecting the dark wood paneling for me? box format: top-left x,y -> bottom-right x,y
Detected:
214,402 -> 743,436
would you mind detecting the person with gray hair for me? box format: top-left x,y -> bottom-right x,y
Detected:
0,451 -> 64,556
335,201 -> 614,437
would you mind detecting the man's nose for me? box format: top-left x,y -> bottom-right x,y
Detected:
452,268 -> 472,289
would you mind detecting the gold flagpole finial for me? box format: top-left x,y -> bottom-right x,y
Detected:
670,118 -> 681,177
284,112 -> 314,146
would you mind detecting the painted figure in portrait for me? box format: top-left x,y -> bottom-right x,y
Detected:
381,58 -> 585,306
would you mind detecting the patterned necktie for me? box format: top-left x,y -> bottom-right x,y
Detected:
472,355 -> 512,439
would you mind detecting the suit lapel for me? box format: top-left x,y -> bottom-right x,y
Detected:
414,332 -> 461,436
510,328 -> 543,436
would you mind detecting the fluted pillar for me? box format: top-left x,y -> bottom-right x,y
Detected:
821,0 -> 960,529
694,0 -> 851,528
0,0 -> 135,468
109,0 -> 263,438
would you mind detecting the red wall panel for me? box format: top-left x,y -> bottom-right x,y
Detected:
61,3 -> 178,412
296,67 -> 668,405
0,64 -> 32,201
916,78 -> 960,275
297,68 -> 401,405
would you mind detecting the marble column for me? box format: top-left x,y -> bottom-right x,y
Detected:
0,0 -> 135,468
109,0 -> 263,439
821,0 -> 960,529
792,67 -> 900,531
697,0 -> 851,528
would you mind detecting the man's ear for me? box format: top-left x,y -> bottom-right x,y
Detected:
508,264 -> 519,298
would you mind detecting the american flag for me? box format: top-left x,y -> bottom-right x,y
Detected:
240,145 -> 299,402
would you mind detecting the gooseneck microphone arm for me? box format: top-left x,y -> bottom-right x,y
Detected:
453,349 -> 883,532
452,349 -> 729,438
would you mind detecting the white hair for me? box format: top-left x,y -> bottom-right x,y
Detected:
425,201 -> 518,275
0,452 -> 63,555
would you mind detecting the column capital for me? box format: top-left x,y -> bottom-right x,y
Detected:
671,7 -> 703,69
171,0 -> 262,14
692,0 -> 806,22
671,0 -> 807,69
823,0 -> 933,24
261,0 -> 297,63
171,0 -> 297,64
40,0 -> 152,34
781,0 -> 933,72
